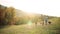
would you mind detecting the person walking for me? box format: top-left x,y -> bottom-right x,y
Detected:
44,16 -> 48,25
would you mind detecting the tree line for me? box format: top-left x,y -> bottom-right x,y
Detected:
0,5 -> 16,26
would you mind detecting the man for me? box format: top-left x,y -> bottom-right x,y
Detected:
44,16 -> 48,25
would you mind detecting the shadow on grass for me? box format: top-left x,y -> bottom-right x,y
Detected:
0,25 -> 10,29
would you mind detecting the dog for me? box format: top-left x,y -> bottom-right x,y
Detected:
48,21 -> 51,24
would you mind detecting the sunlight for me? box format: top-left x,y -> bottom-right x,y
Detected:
26,20 -> 33,29
27,20 -> 32,26
0,0 -> 60,17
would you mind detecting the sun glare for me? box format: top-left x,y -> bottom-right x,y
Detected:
27,20 -> 32,26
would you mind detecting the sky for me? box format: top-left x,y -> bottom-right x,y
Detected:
0,0 -> 60,17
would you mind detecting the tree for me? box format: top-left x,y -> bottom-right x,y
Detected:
5,7 -> 16,25
0,5 -> 7,25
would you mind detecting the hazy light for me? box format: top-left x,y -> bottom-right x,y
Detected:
0,0 -> 60,17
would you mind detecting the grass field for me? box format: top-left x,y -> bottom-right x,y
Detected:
0,22 -> 60,34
